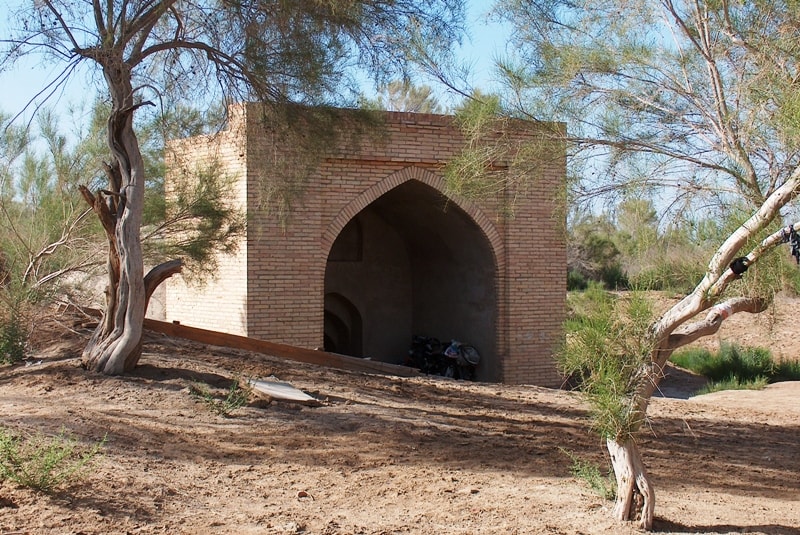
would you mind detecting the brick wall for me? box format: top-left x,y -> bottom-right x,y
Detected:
164,109 -> 249,335
165,104 -> 566,386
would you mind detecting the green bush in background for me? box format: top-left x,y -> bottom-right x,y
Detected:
670,343 -> 800,393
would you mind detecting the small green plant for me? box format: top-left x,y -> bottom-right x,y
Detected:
599,263 -> 628,290
189,378 -> 251,417
668,347 -> 714,375
0,426 -> 106,492
781,263 -> 800,295
560,448 -> 616,500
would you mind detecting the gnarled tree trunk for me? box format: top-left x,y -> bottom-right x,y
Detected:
80,61 -> 181,374
607,437 -> 654,529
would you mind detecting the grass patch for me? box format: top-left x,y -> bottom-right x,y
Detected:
189,378 -> 251,417
560,448 -> 616,500
0,426 -> 106,493
670,343 -> 800,394
700,375 -> 769,394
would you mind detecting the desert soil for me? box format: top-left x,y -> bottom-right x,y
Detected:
1,294 -> 799,535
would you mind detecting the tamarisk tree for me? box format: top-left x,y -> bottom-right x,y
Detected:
1,0 -> 465,374
489,0 -> 800,528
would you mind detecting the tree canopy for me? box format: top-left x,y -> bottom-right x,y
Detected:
362,80 -> 445,112
495,0 -> 800,220
3,0 -> 464,110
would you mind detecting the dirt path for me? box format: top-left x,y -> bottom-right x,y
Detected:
1,303 -> 799,535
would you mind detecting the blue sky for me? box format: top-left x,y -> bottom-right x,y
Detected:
0,0 -> 508,126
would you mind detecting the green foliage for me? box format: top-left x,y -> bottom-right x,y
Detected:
497,1 -> 800,321
567,198 -> 735,293
561,285 -> 655,441
671,344 -> 800,393
139,103 -> 228,228
628,260 -> 705,294
567,269 -> 588,291
779,260 -> 800,295
0,106 -> 107,296
0,311 -> 26,364
0,278 -> 39,365
253,105 -> 385,225
444,95 -> 508,200
0,426 -> 106,493
444,93 -> 562,212
1,100 -> 247,298
3,0 -> 466,278
567,213 -> 628,290
189,379 -> 251,418
560,448 -> 616,501
599,263 -> 628,291
613,198 -> 658,258
739,238 -> 800,300
361,80 -> 445,113
669,347 -> 715,376
145,161 -> 246,282
496,1 -> 800,208
775,359 -> 800,382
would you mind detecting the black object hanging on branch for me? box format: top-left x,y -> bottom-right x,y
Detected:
781,225 -> 800,264
729,256 -> 750,276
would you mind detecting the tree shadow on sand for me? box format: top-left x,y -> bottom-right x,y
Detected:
654,519 -> 799,535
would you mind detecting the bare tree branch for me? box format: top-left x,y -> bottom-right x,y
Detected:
666,296 -> 768,350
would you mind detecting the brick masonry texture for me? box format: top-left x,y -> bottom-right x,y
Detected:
165,104 -> 566,386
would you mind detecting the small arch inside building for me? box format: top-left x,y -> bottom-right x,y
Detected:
323,292 -> 363,356
324,179 -> 498,382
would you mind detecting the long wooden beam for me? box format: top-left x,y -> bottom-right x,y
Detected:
142,318 -> 420,378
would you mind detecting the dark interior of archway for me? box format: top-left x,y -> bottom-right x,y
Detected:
323,293 -> 363,356
324,179 -> 498,382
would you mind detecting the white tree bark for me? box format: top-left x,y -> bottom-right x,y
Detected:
607,438 -> 654,529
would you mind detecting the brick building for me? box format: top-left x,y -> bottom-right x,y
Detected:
165,103 -> 566,386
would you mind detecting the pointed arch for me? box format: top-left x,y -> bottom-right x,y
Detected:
321,166 -> 505,272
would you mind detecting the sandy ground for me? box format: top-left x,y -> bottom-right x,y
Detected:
1,295 -> 799,535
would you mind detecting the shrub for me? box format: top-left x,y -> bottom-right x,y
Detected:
783,268 -> 800,294
561,286 -> 655,441
773,358 -> 800,382
567,269 -> 588,291
599,263 -> 628,290
669,347 -> 709,373
0,426 -> 106,492
0,313 -> 26,364
1,282 -> 40,365
628,261 -> 705,294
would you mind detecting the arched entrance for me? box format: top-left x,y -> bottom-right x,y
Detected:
324,178 -> 498,381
